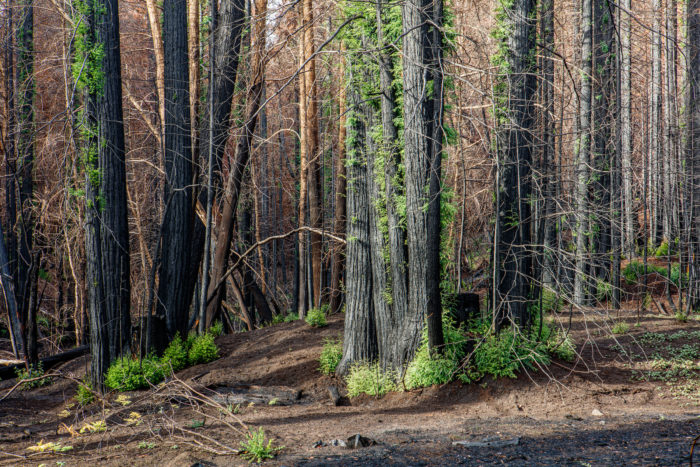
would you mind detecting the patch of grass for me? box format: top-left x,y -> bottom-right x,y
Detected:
318,337 -> 343,375
105,356 -> 165,391
15,363 -> 52,390
611,321 -> 630,335
305,307 -> 327,327
239,427 -> 283,463
188,332 -> 219,365
345,362 -> 398,397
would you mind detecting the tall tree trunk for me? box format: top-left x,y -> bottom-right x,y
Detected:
337,87 -> 376,375
398,0 -> 444,363
78,0 -> 131,388
189,0 -> 200,166
16,0 -> 35,347
574,0 -> 593,306
686,0 -> 700,309
540,0 -> 556,288
297,24 -> 309,318
145,0 -> 165,131
301,0 -> 323,308
650,0 -> 663,247
620,0 -> 633,258
158,0 -> 194,340
204,0 -> 267,328
492,0 -> 536,328
329,46 -> 347,315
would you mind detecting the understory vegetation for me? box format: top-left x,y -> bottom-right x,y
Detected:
105,332 -> 220,391
343,313 -> 576,397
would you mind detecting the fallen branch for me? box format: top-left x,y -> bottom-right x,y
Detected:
0,345 -> 89,380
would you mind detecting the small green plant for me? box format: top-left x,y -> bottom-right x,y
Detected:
545,330 -> 576,362
345,362 -> 397,397
595,280 -> 613,302
468,323 -> 550,380
283,312 -> 299,323
79,420 -> 107,433
209,320 -> 224,337
675,311 -> 689,323
612,321 -> 630,335
405,316 -> 468,389
319,338 -> 343,375
15,363 -> 52,390
161,334 -> 189,372
105,356 -> 165,391
188,332 -> 219,365
76,379 -> 95,406
305,307 -> 327,327
240,427 -> 283,463
655,239 -> 669,257
138,441 -> 156,449
188,419 -> 204,429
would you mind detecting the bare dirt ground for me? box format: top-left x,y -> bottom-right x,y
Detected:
1,304 -> 700,466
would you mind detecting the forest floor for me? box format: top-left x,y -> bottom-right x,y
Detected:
2,298 -> 700,466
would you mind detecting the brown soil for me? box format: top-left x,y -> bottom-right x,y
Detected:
1,308 -> 700,466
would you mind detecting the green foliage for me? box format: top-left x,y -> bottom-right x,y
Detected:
305,307 -> 327,327
188,333 -> 219,365
239,427 -> 283,463
15,363 -> 52,390
161,334 -> 189,372
209,321 -> 224,337
271,314 -> 285,324
76,379 -> 96,406
468,325 -> 551,380
318,338 -> 343,375
595,280 -> 613,302
345,362 -> 398,397
622,260 -> 687,287
655,239 -> 669,257
105,356 -> 165,391
405,316 -> 468,389
612,321 -> 630,335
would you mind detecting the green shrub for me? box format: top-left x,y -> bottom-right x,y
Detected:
655,239 -> 669,257
545,330 -> 576,362
271,314 -> 285,324
611,321 -> 630,335
405,316 -> 468,389
469,325 -> 550,380
595,280 -> 613,302
240,427 -> 283,464
76,379 -> 96,405
161,334 -> 189,372
319,338 -> 343,375
283,312 -> 299,323
15,363 -> 52,390
623,261 -> 647,283
305,308 -> 327,327
188,333 -> 219,365
345,362 -> 397,397
105,356 -> 165,391
209,321 -> 224,337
